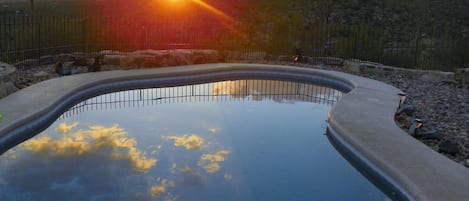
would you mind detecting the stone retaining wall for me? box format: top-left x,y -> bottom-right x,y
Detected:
242,54 -> 467,86
342,59 -> 457,83
10,50 -> 468,85
13,49 -> 222,68
102,49 -> 222,68
455,68 -> 469,85
0,63 -> 18,99
2,49 -> 467,98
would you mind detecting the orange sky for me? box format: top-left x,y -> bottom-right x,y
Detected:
84,0 -> 246,50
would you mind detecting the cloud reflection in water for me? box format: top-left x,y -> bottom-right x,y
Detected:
211,80 -> 341,104
0,122 -> 233,201
22,124 -> 157,172
198,150 -> 230,174
163,134 -> 205,151
0,123 -> 165,201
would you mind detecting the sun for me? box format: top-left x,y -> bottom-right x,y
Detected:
168,0 -> 185,4
164,0 -> 189,9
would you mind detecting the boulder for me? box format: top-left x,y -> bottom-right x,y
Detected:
397,105 -> 417,116
321,57 -> 344,66
224,51 -> 243,60
418,71 -> 455,82
244,52 -> 266,61
0,81 -> 17,97
0,62 -> 18,98
264,54 -> 277,61
438,140 -> 460,156
103,55 -> 124,66
99,50 -> 121,55
39,55 -> 55,65
54,62 -> 74,76
14,59 -> 38,68
123,54 -> 147,68
72,56 -> 90,66
277,55 -> 292,62
133,49 -> 165,57
56,54 -> 75,62
344,60 -> 361,72
172,49 -> 194,65
301,56 -> 314,64
454,68 -> 469,85
120,56 -> 137,69
192,49 -> 219,64
33,71 -> 49,82
139,57 -> 160,68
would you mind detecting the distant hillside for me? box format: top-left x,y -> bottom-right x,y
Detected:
249,0 -> 469,37
0,0 -> 88,15
2,0 -> 468,30
2,0 -> 467,38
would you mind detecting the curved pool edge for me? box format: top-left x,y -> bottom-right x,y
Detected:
0,63 -> 468,201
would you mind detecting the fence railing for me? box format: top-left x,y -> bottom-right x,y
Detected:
60,79 -> 343,119
1,15 -> 468,71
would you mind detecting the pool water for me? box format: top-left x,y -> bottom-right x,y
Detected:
0,80 -> 390,201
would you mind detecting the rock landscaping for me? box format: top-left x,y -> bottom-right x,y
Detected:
0,62 -> 18,98
276,59 -> 469,167
2,49 -> 468,167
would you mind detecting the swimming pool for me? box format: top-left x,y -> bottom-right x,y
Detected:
0,79 -> 390,201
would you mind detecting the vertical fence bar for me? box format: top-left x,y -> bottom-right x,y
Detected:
13,15 -> 18,63
1,16 -> 5,61
7,16 -> 14,60
414,28 -> 420,69
37,15 -> 41,65
0,16 -> 3,61
7,15 -> 11,62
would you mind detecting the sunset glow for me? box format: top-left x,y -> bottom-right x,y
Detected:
191,0 -> 236,23
165,0 -> 190,10
85,0 -> 244,50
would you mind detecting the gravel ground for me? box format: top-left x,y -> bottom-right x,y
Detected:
14,61 -> 469,167
303,63 -> 469,166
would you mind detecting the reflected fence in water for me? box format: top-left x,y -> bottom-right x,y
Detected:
60,80 -> 343,119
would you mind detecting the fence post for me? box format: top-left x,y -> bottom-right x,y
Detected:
36,15 -> 41,65
4,15 -> 10,62
413,28 -> 421,68
82,17 -> 87,53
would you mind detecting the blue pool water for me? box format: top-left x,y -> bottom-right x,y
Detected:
0,80 -> 390,201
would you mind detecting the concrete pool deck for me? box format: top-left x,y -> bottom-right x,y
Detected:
0,63 -> 468,200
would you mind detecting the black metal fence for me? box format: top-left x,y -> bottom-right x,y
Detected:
0,16 -> 86,63
1,15 -> 468,71
60,79 -> 343,119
